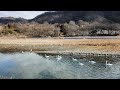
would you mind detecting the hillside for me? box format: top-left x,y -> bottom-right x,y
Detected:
1,11 -> 120,24
30,11 -> 120,24
0,17 -> 28,24
0,11 -> 120,37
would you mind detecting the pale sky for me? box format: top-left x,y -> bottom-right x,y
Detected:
0,11 -> 48,19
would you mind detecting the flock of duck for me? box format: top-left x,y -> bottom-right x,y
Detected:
44,54 -> 113,66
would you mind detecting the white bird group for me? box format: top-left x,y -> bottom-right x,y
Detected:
21,49 -> 32,54
72,57 -> 97,66
44,54 -> 63,61
44,55 -> 113,67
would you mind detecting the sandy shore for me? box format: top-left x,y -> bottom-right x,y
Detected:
0,37 -> 120,55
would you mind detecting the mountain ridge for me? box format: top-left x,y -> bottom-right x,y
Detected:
30,11 -> 120,24
0,17 -> 28,24
1,11 -> 120,24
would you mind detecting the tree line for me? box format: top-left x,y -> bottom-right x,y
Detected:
0,20 -> 120,37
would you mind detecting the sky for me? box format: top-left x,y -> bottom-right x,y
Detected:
0,11 -> 48,19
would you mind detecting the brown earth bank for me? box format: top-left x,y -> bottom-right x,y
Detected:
0,37 -> 120,55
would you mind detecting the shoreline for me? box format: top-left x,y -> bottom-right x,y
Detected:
33,51 -> 120,55
1,50 -> 120,58
0,37 -> 120,55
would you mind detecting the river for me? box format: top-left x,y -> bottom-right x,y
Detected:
0,52 -> 120,79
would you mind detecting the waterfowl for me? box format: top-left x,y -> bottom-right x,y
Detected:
72,57 -> 77,61
56,55 -> 62,60
21,51 -> 24,53
106,61 -> 113,66
45,54 -> 49,58
89,61 -> 96,64
78,62 -> 84,66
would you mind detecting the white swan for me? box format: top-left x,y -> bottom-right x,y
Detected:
106,61 -> 113,66
30,49 -> 33,54
78,62 -> 84,66
89,61 -> 96,64
72,57 -> 77,61
30,49 -> 32,52
21,51 -> 24,53
45,54 -> 49,58
56,55 -> 62,60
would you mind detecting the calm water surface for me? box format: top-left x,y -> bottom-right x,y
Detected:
0,52 -> 120,79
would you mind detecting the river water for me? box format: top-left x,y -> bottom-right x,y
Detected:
0,52 -> 120,79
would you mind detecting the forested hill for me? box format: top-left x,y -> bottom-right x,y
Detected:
1,11 -> 120,24
29,11 -> 120,24
1,11 -> 120,37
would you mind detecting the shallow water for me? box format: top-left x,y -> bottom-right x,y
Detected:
0,52 -> 120,79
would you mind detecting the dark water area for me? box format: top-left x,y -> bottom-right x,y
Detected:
0,52 -> 120,79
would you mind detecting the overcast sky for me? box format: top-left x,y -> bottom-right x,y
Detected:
0,11 -> 48,19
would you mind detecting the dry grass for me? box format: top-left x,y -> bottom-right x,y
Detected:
0,37 -> 119,45
0,37 -> 120,54
0,38 -> 117,46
